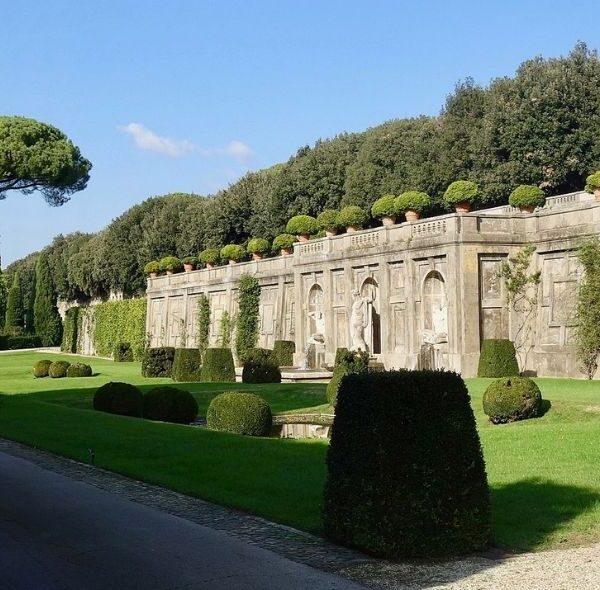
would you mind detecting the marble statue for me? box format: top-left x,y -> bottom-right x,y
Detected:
350,289 -> 369,351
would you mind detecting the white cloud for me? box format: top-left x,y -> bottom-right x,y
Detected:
223,140 -> 254,159
119,123 -> 194,157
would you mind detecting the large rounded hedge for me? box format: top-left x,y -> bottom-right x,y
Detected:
509,185 -> 546,209
48,360 -> 71,378
171,348 -> 201,382
67,363 -> 92,378
206,392 -> 272,436
395,191 -> 431,213
143,386 -> 199,424
272,340 -> 295,367
371,195 -> 398,218
93,382 -> 143,417
32,359 -> 53,378
242,348 -> 282,383
443,180 -> 479,205
338,206 -> 368,228
477,339 -> 519,378
483,377 -> 542,424
286,215 -> 318,236
200,348 -> 235,382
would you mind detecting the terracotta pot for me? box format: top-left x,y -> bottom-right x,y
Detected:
297,234 -> 310,243
252,252 -> 264,261
166,270 -> 174,275
183,264 -> 194,272
519,205 -> 536,214
149,272 -> 157,279
382,215 -> 396,226
206,262 -> 215,270
455,201 -> 471,214
325,229 -> 338,237
594,188 -> 600,202
228,259 -> 237,265
281,247 -> 293,257
346,225 -> 360,233
405,210 -> 420,222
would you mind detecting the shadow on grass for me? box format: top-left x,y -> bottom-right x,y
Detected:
540,398 -> 552,416
491,478 -> 600,551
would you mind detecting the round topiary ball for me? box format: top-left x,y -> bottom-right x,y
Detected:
316,209 -> 342,232
482,376 -> 543,424
443,180 -> 479,205
32,359 -> 53,378
286,215 -> 318,236
338,206 -> 368,228
395,191 -> 431,213
246,238 -> 270,255
67,363 -> 92,378
143,386 -> 199,424
272,233 -> 296,252
508,185 -> 546,210
220,244 -> 247,262
371,195 -> 398,219
48,360 -> 71,378
206,392 -> 272,436
93,381 -> 143,417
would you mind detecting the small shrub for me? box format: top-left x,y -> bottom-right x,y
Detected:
172,348 -> 202,382
113,341 -> 134,362
324,370 -> 491,558
159,256 -> 182,272
483,376 -> 543,424
395,191 -> 431,213
246,238 -> 270,255
182,256 -> 197,267
200,348 -> 236,382
93,382 -> 143,417
206,392 -> 272,436
338,206 -> 368,228
144,261 -> 160,275
199,248 -> 220,266
67,363 -> 92,378
48,360 -> 71,378
142,347 -> 175,378
286,215 -> 318,236
509,184 -> 546,209
272,340 -> 295,366
272,233 -> 296,252
334,347 -> 349,366
316,209 -> 342,232
585,171 -> 600,192
371,194 -> 398,218
443,180 -> 479,205
143,386 -> 199,424
220,244 -> 246,262
477,339 -> 519,377
326,349 -> 370,405
242,348 -> 282,383
32,359 -> 53,378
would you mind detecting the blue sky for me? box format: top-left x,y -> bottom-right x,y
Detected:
0,0 -> 597,264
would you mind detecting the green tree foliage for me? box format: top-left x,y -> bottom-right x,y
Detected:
0,116 -> 91,205
0,265 -> 7,329
33,253 -> 63,346
235,275 -> 261,363
4,270 -> 25,331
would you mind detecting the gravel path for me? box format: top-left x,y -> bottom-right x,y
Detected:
0,438 -> 597,589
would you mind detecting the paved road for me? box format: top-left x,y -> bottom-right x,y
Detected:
0,452 -> 363,590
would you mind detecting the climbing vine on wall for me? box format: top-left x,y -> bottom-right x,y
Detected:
197,294 -> 210,359
218,310 -> 233,347
235,275 -> 261,363
61,306 -> 80,352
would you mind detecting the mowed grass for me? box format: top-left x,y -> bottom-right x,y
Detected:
0,351 -> 599,552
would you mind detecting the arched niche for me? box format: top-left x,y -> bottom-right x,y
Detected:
360,277 -> 381,354
307,284 -> 325,337
422,270 -> 448,342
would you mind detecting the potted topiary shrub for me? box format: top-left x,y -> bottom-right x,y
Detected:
199,248 -> 220,269
247,237 -> 270,261
182,256 -> 197,272
585,171 -> 600,201
509,185 -> 546,214
316,209 -> 342,237
272,233 -> 296,256
371,194 -> 399,226
220,244 -> 246,265
395,191 -> 431,222
443,180 -> 479,213
338,206 -> 368,232
144,261 -> 160,278
159,256 -> 183,275
286,215 -> 318,242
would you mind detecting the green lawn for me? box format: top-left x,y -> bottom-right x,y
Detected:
0,351 -> 599,553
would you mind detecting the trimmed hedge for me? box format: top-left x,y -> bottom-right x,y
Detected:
200,348 -> 235,382
242,348 -> 282,383
272,340 -> 295,367
477,339 -> 519,377
326,349 -> 370,405
48,361 -> 71,378
334,347 -> 349,366
142,347 -> 175,378
172,348 -> 202,382
67,363 -> 92,378
32,359 -> 53,378
206,392 -> 272,436
143,386 -> 199,424
0,335 -> 42,351
483,376 -> 543,424
93,382 -> 143,417
113,342 -> 134,362
324,370 -> 491,558
93,299 -> 147,360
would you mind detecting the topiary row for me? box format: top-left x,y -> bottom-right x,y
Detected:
33,359 -> 92,379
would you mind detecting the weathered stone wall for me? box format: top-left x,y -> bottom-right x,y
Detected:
146,190 -> 600,378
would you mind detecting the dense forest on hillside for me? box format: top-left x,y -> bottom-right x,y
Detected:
3,43 -> 600,316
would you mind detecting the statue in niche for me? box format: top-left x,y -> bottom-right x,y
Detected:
350,289 -> 370,351
307,285 -> 325,344
422,271 -> 448,346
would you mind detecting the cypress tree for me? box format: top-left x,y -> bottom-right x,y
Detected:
33,253 -> 63,346
5,270 -> 25,331
0,264 -> 7,329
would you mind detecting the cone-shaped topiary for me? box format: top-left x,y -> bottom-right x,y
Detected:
200,348 -> 236,382
32,359 -> 53,378
206,392 -> 272,436
143,386 -> 199,424
48,360 -> 71,378
477,339 -> 519,377
93,381 -> 143,417
483,376 -> 543,424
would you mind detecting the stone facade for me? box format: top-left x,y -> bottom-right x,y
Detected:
146,191 -> 600,378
